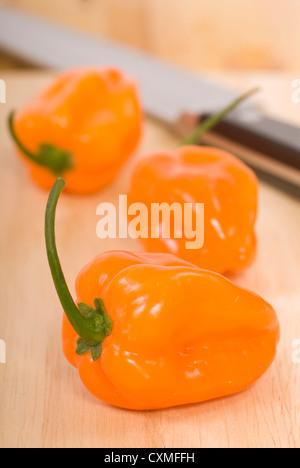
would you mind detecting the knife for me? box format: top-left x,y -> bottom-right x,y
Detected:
0,5 -> 299,195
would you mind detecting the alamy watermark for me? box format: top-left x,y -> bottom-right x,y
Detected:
0,81 -> 6,363
0,79 -> 6,104
0,339 -> 6,364
291,79 -> 300,104
292,339 -> 300,364
96,196 -> 204,250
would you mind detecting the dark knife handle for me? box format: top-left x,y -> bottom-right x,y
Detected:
200,113 -> 300,196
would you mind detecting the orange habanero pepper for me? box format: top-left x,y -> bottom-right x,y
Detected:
128,90 -> 259,274
128,145 -> 257,275
9,67 -> 142,194
46,179 -> 279,410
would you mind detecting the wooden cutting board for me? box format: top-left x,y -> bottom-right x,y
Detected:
0,71 -> 299,448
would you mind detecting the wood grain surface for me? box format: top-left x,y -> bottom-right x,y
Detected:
0,71 -> 299,448
2,0 -> 300,72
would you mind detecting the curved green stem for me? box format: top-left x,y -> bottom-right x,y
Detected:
45,178 -> 113,361
8,112 -> 74,176
181,87 -> 260,146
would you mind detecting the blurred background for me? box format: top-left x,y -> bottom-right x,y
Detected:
0,0 -> 299,72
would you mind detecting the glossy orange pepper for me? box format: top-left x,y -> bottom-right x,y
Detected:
9,67 -> 142,194
128,145 -> 258,274
46,179 -> 279,410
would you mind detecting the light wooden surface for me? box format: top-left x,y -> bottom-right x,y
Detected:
1,0 -> 300,71
0,71 -> 299,448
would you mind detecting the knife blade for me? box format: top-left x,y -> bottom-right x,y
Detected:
0,5 -> 299,194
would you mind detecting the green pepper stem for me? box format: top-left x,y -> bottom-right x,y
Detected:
181,87 -> 260,146
45,178 -> 112,359
8,112 -> 74,176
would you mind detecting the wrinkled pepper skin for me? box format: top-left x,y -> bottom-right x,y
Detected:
127,146 -> 258,275
13,67 -> 142,194
63,251 -> 279,410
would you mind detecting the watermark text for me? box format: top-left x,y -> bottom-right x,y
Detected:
291,79 -> 300,104
292,339 -> 300,364
0,339 -> 6,364
0,79 -> 6,104
96,196 -> 204,250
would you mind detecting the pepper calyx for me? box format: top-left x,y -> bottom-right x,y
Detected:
76,339 -> 104,362
76,299 -> 113,360
8,111 -> 74,176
